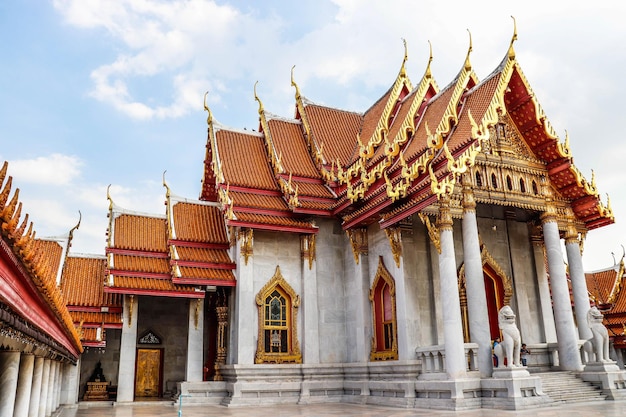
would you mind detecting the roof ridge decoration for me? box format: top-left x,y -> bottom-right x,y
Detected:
385,41 -> 441,201
340,40 -> 414,202
58,211 -> 81,287
607,248 -> 626,306
0,161 -> 82,354
203,92 -> 225,185
163,171 -> 175,241
291,66 -> 341,185
255,81 -> 285,176
429,30 -> 486,199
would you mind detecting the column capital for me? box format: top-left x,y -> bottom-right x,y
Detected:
461,173 -> 476,211
437,194 -> 453,231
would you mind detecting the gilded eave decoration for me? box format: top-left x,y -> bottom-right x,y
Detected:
418,212 -> 441,254
300,234 -> 316,270
384,227 -> 403,268
347,228 -> 368,264
238,228 -> 253,265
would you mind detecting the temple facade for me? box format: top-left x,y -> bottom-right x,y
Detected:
2,27 -> 626,414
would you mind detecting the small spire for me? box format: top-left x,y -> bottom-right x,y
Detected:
203,91 -> 213,126
508,16 -> 518,59
254,81 -> 264,115
464,29 -> 473,70
68,211 -> 81,243
291,65 -> 302,100
162,170 -> 171,198
400,38 -> 408,77
106,184 -> 114,210
424,40 -> 433,79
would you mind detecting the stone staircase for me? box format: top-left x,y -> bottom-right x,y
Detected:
534,371 -> 606,404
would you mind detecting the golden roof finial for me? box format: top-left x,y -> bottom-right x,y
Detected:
254,81 -> 264,115
68,210 -> 81,246
162,170 -> 171,198
291,65 -> 302,101
400,38 -> 408,77
424,40 -> 433,79
508,16 -> 518,59
106,184 -> 114,211
464,29 -> 473,70
203,91 -> 213,126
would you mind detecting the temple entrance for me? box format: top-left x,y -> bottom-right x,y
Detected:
134,348 -> 163,398
459,244 -> 512,343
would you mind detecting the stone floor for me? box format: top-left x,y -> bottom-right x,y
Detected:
55,400 -> 626,417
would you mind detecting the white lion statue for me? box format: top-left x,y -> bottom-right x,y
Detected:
493,305 -> 521,368
583,306 -> 611,363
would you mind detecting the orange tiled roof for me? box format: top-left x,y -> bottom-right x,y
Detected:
303,103 -> 362,167
216,129 -> 278,190
175,246 -> 232,264
228,191 -> 289,211
61,255 -> 121,307
111,253 -> 170,275
172,202 -> 229,244
108,275 -> 201,295
586,268 -> 617,305
113,214 -> 167,252
267,118 -> 320,178
176,267 -> 235,282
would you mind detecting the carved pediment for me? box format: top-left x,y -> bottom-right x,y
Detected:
138,329 -> 162,345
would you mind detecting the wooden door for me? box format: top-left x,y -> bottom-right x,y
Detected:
135,348 -> 162,398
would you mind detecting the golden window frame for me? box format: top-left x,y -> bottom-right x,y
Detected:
255,266 -> 302,364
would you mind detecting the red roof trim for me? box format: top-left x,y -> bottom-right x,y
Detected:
171,260 -> 236,270
67,306 -> 123,313
277,174 -> 324,184
226,219 -> 318,234
172,277 -> 237,287
168,240 -> 229,250
106,270 -> 171,280
218,184 -> 282,197
379,194 -> 438,229
103,287 -> 205,299
106,248 -> 168,258
233,206 -> 293,217
293,208 -> 333,216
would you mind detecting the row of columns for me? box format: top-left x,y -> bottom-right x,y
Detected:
0,351 -> 75,417
436,179 -> 590,379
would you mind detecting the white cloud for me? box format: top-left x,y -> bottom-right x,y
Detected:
9,154 -> 83,185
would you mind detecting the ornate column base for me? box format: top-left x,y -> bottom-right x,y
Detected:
481,368 -> 550,410
580,361 -> 626,400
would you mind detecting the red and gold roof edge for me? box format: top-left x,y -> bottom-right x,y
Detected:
0,161 -> 82,356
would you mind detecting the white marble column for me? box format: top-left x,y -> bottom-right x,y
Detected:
531,239 -> 558,343
232,229 -> 256,364
541,207 -> 582,371
59,360 -> 80,406
0,350 -> 21,417
186,298 -> 204,382
118,294 -> 139,402
53,361 -> 61,410
45,361 -> 55,416
350,230 -> 371,363
28,357 -> 43,417
37,359 -> 50,417
437,196 -> 467,379
301,235 -> 320,363
13,353 -> 35,417
461,176 -> 492,377
565,223 -> 592,341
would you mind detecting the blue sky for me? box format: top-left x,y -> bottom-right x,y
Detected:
1,0 -> 625,271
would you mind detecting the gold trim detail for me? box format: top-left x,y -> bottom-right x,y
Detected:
369,256 -> 399,361
127,295 -> 135,328
384,227 -> 403,268
418,212 -> 441,254
237,228 -> 253,265
255,266 -> 302,364
347,228 -> 368,264
300,234 -> 316,270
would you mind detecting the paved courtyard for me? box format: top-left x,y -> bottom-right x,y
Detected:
55,400 -> 626,417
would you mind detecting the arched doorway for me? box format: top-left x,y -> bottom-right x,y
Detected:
458,244 -> 513,342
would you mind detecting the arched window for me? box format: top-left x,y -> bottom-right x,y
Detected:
506,175 -> 513,191
491,173 -> 498,189
532,180 -> 539,195
255,266 -> 301,363
369,257 -> 398,361
519,178 -> 526,193
475,170 -> 482,187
